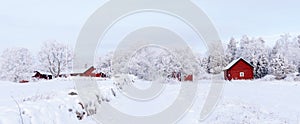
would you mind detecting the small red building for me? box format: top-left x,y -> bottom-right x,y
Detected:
170,72 -> 193,81
184,75 -> 193,81
223,58 -> 254,80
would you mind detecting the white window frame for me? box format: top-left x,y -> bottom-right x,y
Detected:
240,72 -> 245,77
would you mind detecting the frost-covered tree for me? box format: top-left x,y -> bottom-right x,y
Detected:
294,35 -> 300,74
195,54 -> 208,75
298,35 -> 300,73
38,41 -> 73,78
0,48 -> 34,82
254,54 -> 269,78
95,52 -> 113,77
249,38 -> 269,78
173,47 -> 199,76
126,46 -> 183,81
238,35 -> 252,61
204,40 -> 225,75
269,53 -> 288,79
239,36 -> 264,63
297,35 -> 300,46
108,45 -> 200,81
298,63 -> 300,74
270,34 -> 298,74
206,53 -> 223,74
127,47 -> 154,80
225,37 -> 238,64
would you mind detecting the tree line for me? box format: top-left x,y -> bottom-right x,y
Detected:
1,34 -> 299,82
96,34 -> 300,80
0,41 -> 72,82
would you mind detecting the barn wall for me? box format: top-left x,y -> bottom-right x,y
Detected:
81,67 -> 96,77
227,60 -> 254,80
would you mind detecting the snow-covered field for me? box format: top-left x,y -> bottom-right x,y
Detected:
0,78 -> 300,124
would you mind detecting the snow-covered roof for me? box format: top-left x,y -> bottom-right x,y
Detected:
223,58 -> 253,70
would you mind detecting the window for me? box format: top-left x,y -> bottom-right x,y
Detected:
240,72 -> 244,77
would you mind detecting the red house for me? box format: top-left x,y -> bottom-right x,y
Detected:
223,58 -> 254,80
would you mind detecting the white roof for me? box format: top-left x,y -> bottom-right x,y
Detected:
223,58 -> 253,70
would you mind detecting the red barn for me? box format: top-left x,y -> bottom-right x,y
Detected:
71,66 -> 107,78
223,58 -> 254,80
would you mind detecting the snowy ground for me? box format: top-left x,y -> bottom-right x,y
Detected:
0,78 -> 300,124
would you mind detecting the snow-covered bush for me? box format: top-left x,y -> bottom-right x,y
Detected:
260,75 -> 277,81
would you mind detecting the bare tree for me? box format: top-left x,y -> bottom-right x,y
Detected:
38,41 -> 73,78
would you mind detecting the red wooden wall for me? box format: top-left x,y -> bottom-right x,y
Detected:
224,60 -> 254,80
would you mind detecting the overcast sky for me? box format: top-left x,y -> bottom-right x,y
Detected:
0,0 -> 300,54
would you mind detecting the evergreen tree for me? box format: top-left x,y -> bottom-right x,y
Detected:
269,54 -> 287,79
254,54 -> 269,78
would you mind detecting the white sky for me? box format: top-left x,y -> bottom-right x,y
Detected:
0,0 -> 300,54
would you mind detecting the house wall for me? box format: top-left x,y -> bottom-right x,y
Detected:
226,60 -> 254,80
